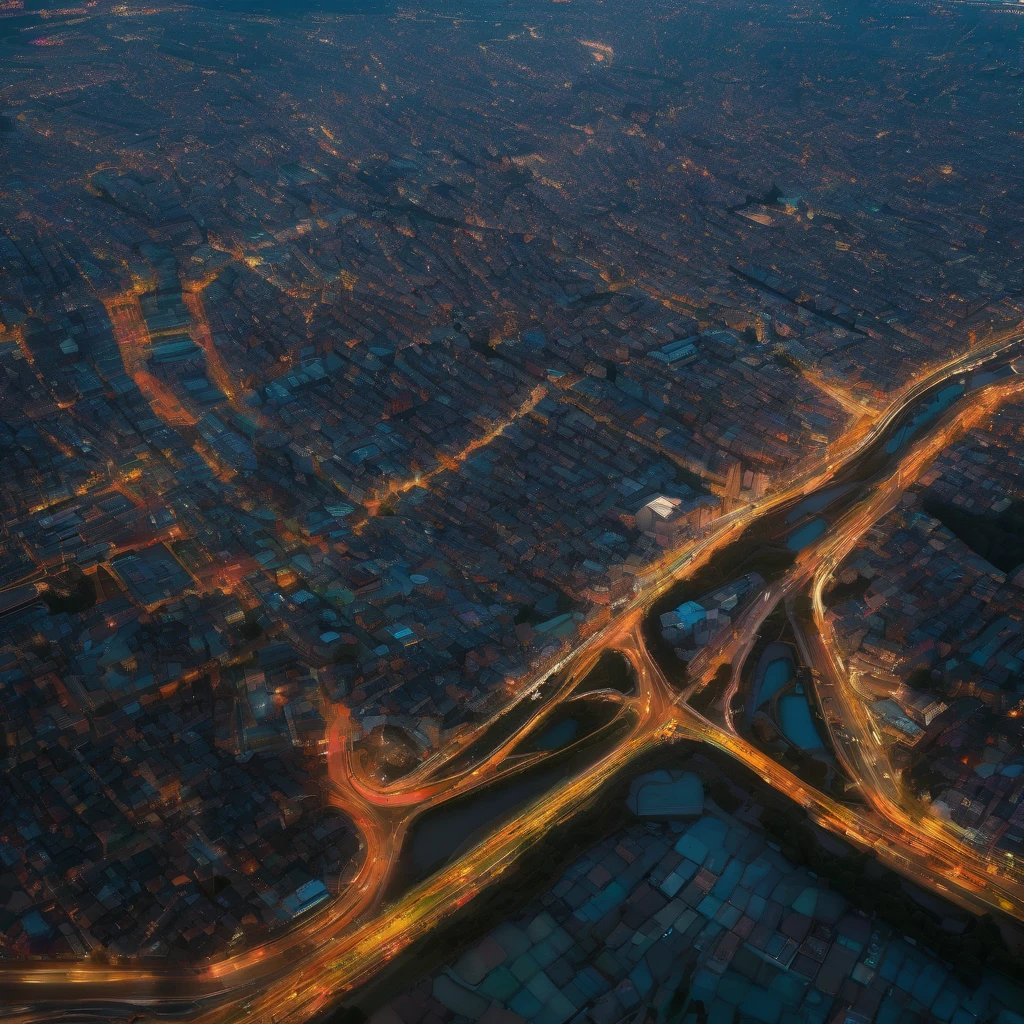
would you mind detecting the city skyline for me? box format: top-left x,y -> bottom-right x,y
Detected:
1,1 -> 1024,1023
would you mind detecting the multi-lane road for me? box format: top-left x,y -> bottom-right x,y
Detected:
2,334 -> 1024,1024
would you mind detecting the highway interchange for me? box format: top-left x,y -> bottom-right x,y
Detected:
3,333 -> 1024,1024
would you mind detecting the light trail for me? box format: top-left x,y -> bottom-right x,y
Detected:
1,334 -> 1022,1024
181,291 -> 247,416
361,384 -> 550,517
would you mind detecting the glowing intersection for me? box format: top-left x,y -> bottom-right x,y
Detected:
3,336 -> 1024,1024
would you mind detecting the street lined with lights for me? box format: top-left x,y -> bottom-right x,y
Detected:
2,335 -> 1023,1024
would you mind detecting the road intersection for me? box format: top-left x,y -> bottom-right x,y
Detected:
3,335 -> 1024,1024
